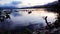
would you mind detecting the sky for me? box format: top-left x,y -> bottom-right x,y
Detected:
0,0 -> 58,8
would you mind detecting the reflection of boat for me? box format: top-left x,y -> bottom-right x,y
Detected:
28,11 -> 32,14
14,10 -> 18,12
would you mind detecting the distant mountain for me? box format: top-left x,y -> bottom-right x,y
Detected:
0,1 -> 58,9
19,1 -> 58,9
44,1 -> 58,12
44,1 -> 58,8
0,6 -> 17,9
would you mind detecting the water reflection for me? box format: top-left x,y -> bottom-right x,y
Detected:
10,8 -> 58,26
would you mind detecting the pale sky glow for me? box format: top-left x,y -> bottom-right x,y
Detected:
0,0 -> 58,8
18,0 -> 57,6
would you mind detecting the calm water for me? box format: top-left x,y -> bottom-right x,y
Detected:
10,8 -> 58,26
0,8 -> 58,30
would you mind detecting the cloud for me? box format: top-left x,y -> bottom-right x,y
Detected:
11,1 -> 21,5
0,0 -> 12,5
0,1 -> 21,7
0,0 -> 58,8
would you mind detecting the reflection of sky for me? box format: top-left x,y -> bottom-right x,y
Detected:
10,9 -> 58,26
11,12 -> 22,17
0,8 -> 58,30
0,0 -> 58,8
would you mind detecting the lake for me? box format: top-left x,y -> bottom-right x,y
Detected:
10,8 -> 58,26
0,8 -> 58,30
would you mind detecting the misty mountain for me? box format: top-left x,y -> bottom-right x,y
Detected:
0,1 -> 58,9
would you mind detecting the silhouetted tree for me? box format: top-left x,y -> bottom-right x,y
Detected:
0,9 -> 11,22
53,2 -> 60,28
0,9 -> 5,22
54,14 -> 60,28
4,11 -> 10,19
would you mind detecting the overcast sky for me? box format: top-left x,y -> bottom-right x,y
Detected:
0,0 -> 58,8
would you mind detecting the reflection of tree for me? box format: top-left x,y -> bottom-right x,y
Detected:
28,11 -> 32,14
